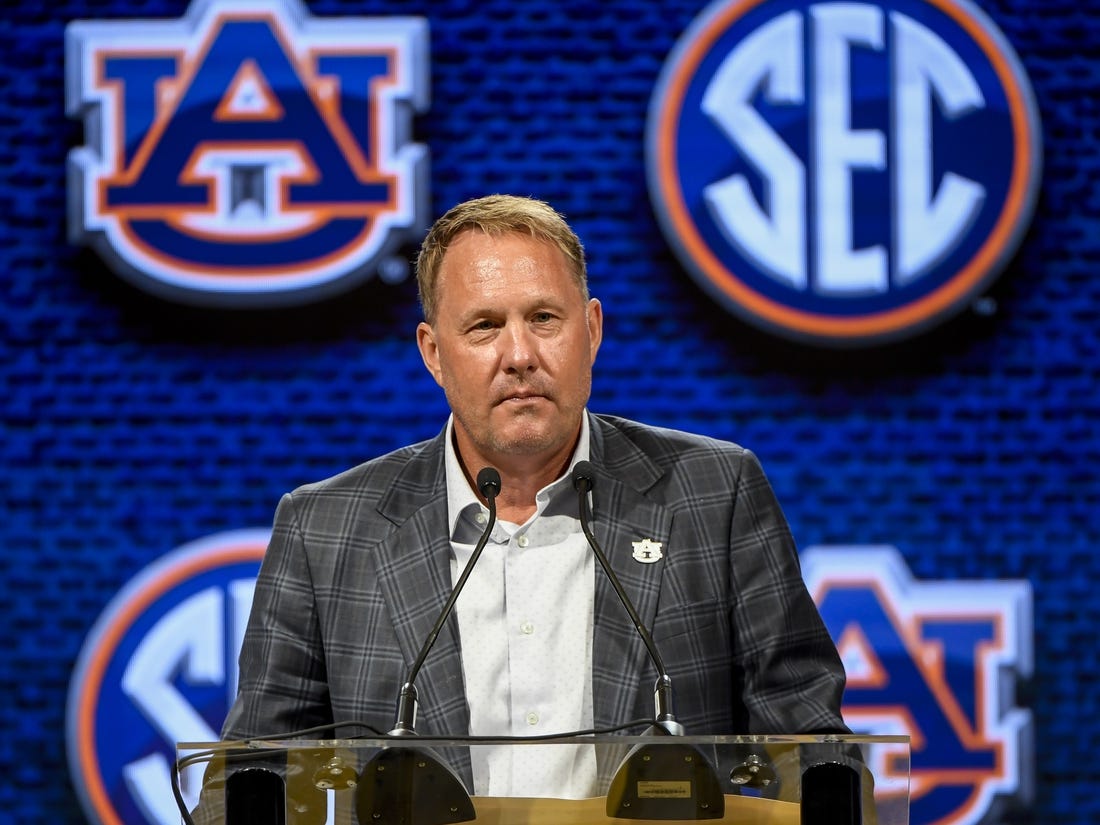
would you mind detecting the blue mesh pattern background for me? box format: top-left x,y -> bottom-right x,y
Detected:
1,0 -> 1096,822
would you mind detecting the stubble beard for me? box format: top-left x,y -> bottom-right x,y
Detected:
472,406 -> 567,459
450,373 -> 591,465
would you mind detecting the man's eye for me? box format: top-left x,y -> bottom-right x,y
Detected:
533,312 -> 554,323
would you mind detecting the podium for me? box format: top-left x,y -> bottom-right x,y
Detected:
175,734 -> 909,825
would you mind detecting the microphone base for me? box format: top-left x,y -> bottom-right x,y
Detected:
605,740 -> 725,820
356,746 -> 475,825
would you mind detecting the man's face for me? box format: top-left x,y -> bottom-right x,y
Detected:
417,230 -> 602,473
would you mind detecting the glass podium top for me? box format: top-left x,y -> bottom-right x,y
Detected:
175,734 -> 909,825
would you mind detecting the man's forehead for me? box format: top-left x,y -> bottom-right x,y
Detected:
443,228 -> 558,260
438,233 -> 578,291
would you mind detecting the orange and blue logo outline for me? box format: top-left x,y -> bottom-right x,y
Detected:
65,0 -> 430,307
646,0 -> 1042,346
66,529 -> 268,825
802,545 -> 1034,825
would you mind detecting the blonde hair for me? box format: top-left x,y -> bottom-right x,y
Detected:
416,194 -> 588,323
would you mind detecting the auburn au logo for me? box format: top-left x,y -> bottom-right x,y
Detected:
67,530 -> 268,825
65,0 -> 429,306
647,0 -> 1042,346
803,546 -> 1033,825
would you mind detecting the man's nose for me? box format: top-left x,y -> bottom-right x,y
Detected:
500,323 -> 537,372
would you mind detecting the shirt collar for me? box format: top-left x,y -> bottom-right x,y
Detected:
443,411 -> 591,537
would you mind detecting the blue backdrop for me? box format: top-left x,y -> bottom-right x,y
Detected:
1,0 -> 1096,823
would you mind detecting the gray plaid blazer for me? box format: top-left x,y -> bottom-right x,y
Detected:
222,414 -> 847,752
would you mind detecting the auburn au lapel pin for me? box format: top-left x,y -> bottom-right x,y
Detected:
631,538 -> 663,563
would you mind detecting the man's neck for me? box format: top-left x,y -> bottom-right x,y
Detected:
454,433 -> 581,524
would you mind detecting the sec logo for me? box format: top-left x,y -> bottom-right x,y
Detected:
66,530 -> 268,825
647,0 -> 1042,346
65,0 -> 429,306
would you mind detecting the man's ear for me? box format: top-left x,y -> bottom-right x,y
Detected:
586,298 -> 604,364
416,322 -> 444,386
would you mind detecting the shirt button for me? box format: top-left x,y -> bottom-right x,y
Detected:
517,535 -> 529,548
520,621 -> 534,635
526,712 -> 539,726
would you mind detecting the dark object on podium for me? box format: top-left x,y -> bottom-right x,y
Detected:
605,739 -> 725,819
800,761 -> 862,825
211,747 -> 329,825
226,767 -> 285,825
355,747 -> 477,825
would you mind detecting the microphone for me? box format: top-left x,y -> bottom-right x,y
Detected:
571,461 -> 681,735
572,461 -> 724,820
355,467 -> 501,825
390,466 -> 502,736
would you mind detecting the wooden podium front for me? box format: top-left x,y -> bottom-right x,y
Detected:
473,793 -> 799,825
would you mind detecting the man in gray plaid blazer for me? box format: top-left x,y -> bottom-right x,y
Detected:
222,195 -> 848,796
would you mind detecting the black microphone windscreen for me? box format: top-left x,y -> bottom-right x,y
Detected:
476,467 -> 501,499
571,460 -> 595,491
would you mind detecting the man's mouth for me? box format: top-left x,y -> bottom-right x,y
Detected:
498,390 -> 548,404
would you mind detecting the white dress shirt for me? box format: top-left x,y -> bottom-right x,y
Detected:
444,415 -> 598,798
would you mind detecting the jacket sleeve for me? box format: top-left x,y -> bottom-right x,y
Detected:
221,492 -> 333,740
726,449 -> 849,735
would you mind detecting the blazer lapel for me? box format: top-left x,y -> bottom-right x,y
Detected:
588,417 -> 672,732
371,432 -> 472,741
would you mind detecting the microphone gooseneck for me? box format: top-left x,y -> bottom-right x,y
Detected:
573,462 -> 724,820
390,466 -> 502,735
571,460 -> 682,735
